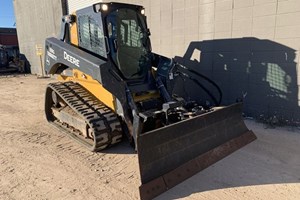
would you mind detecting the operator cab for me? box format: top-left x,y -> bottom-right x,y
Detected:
95,3 -> 154,90
106,7 -> 151,79
75,3 -> 157,93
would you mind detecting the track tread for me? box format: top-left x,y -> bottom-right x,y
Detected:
46,82 -> 123,151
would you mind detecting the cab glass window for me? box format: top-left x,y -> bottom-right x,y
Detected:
78,15 -> 106,58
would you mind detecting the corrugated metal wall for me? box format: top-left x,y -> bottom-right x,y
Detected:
67,0 -> 103,13
0,28 -> 18,46
67,0 -> 143,13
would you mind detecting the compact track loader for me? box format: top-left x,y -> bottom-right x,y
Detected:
44,2 -> 256,199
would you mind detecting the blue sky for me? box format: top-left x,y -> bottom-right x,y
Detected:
0,0 -> 16,28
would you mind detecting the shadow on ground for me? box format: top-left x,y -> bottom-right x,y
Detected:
101,139 -> 135,155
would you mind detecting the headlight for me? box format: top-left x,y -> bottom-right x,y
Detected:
102,4 -> 108,11
141,9 -> 145,15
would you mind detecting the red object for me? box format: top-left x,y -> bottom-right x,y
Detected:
0,28 -> 18,46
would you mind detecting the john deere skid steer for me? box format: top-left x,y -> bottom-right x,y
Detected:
44,2 -> 256,199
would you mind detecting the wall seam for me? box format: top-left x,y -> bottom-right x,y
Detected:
273,0 -> 279,40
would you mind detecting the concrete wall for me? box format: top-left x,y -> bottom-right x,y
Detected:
13,0 -> 64,74
142,0 -> 300,124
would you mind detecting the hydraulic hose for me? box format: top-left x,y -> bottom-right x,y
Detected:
176,64 -> 223,106
178,72 -> 220,106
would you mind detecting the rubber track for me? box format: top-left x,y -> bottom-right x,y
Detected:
46,82 -> 122,151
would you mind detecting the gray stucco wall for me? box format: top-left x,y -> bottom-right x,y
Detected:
13,0 -> 64,74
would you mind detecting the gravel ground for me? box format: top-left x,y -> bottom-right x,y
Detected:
0,75 -> 299,200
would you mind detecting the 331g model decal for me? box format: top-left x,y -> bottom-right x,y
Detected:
47,47 -> 57,61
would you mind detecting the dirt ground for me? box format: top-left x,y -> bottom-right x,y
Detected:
0,75 -> 299,200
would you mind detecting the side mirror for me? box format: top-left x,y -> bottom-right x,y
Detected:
147,28 -> 151,36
